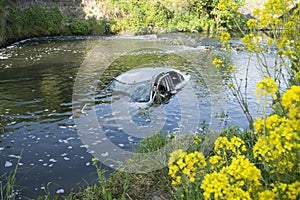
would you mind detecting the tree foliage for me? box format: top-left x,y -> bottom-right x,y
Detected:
110,0 -> 246,34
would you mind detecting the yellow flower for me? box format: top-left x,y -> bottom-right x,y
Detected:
247,19 -> 257,29
254,77 -> 278,101
214,136 -> 229,151
253,8 -> 261,17
281,86 -> 300,111
253,93 -> 299,174
169,149 -> 186,164
182,167 -> 191,175
201,172 -> 229,200
209,155 -> 226,170
175,176 -> 181,183
168,164 -> 179,178
281,86 -> 300,120
228,65 -> 235,73
242,33 -> 255,51
169,150 -> 206,185
214,136 -> 247,156
202,156 -> 259,199
177,158 -> 186,169
189,176 -> 195,183
222,155 -> 262,187
259,181 -> 300,200
253,117 -> 264,135
258,190 -> 277,200
287,181 -> 300,199
265,114 -> 281,131
220,32 -> 231,43
213,58 -> 223,69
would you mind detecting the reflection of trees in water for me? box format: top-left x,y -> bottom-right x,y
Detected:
99,48 -> 190,90
39,64 -> 73,112
98,48 -> 228,100
0,40 -> 90,126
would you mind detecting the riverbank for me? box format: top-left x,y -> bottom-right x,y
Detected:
2,0 -> 298,199
1,0 -> 259,48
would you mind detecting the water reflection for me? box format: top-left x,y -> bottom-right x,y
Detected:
0,39 -> 98,197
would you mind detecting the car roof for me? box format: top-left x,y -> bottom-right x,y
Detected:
115,67 -> 177,84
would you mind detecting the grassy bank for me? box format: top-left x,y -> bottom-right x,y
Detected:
63,114 -> 299,199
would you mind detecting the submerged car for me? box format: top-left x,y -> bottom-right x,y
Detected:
104,67 -> 190,106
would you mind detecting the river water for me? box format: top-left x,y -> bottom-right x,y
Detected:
0,33 -> 268,198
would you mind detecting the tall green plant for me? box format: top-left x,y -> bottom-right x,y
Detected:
213,0 -> 299,127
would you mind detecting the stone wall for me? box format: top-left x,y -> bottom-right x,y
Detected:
0,0 -> 114,47
6,0 -> 115,20
7,0 -> 87,19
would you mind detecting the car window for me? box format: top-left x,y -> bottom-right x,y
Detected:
105,79 -> 151,102
131,83 -> 151,102
158,78 -> 168,94
168,71 -> 183,85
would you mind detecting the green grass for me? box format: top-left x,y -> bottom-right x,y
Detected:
66,132 -> 175,200
0,152 -> 22,200
64,126 -> 247,200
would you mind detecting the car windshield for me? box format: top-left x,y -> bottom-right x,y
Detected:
106,79 -> 152,102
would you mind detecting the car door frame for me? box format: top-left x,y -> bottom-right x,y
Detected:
151,72 -> 174,104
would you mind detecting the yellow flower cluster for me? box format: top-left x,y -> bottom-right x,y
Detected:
258,181 -> 300,200
214,136 -> 247,156
168,74 -> 299,199
193,134 -> 202,145
209,136 -> 247,171
242,33 -> 264,52
212,58 -> 223,69
217,0 -> 239,12
209,155 -> 225,170
168,149 -> 206,185
253,86 -> 300,174
227,65 -> 235,74
200,172 -> 230,199
251,0 -> 299,64
282,85 -> 300,119
220,32 -> 231,43
246,19 -> 257,29
201,155 -> 261,200
253,0 -> 289,28
254,77 -> 278,101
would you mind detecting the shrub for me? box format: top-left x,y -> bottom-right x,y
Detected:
111,0 -> 246,34
63,18 -> 91,35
